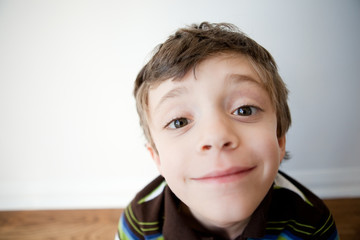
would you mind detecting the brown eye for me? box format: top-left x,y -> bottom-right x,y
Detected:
168,118 -> 189,129
233,106 -> 256,116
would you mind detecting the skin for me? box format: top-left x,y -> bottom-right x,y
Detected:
146,54 -> 286,239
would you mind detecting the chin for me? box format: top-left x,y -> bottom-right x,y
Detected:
217,205 -> 252,224
193,197 -> 255,229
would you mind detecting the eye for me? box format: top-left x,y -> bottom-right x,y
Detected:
167,118 -> 189,129
232,106 -> 258,116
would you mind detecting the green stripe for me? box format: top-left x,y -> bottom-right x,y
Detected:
154,237 -> 165,240
287,224 -> 312,235
267,220 -> 316,229
266,224 -> 312,235
119,231 -> 131,240
313,213 -> 332,236
125,207 -> 144,236
128,204 -> 159,226
321,219 -> 335,236
304,198 -> 314,207
266,219 -> 317,236
119,215 -> 131,240
123,205 -> 162,237
141,226 -> 160,232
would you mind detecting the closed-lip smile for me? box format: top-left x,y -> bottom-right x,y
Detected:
192,166 -> 256,183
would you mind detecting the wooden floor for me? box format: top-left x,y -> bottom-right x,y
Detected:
324,198 -> 360,239
0,198 -> 359,240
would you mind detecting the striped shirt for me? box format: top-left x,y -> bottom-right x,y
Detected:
116,171 -> 339,240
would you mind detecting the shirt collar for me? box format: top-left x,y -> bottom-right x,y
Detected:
162,186 -> 200,239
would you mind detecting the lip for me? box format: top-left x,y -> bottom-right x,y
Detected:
192,166 -> 256,183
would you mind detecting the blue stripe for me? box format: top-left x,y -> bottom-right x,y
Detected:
249,228 -> 339,240
144,233 -> 163,240
279,230 -> 305,240
248,235 -> 278,240
120,213 -> 141,240
258,230 -> 305,240
328,229 -> 340,240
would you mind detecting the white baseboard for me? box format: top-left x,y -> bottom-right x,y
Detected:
0,168 -> 359,211
283,167 -> 360,199
0,176 -> 148,211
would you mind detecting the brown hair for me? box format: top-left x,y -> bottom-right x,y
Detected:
134,22 -> 291,154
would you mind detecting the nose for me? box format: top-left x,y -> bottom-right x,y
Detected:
197,115 -> 239,152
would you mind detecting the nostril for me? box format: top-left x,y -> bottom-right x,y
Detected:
223,142 -> 232,147
202,145 -> 212,151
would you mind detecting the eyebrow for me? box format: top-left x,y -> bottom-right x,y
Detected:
227,73 -> 268,106
154,86 -> 188,112
153,74 -> 261,111
227,73 -> 261,86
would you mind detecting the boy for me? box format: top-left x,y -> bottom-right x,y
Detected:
117,22 -> 339,240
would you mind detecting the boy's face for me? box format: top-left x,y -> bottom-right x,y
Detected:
147,54 -> 286,233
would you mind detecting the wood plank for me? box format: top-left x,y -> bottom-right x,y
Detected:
324,198 -> 360,240
0,209 -> 123,240
0,198 -> 359,239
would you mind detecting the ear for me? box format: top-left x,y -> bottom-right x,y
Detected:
277,135 -> 286,163
146,143 -> 161,173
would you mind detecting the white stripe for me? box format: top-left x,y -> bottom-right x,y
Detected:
114,233 -> 120,240
143,181 -> 167,203
274,173 -> 307,202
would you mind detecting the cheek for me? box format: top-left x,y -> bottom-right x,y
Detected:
156,149 -> 190,199
156,141 -> 188,176
247,127 -> 282,162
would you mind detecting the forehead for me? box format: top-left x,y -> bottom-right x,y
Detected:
147,54 -> 268,111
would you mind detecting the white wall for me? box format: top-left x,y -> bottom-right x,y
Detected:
0,0 -> 359,210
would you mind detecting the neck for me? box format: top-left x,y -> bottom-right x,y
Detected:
180,203 -> 250,239
204,217 -> 250,240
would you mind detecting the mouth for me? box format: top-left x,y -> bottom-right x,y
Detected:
192,166 -> 256,184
